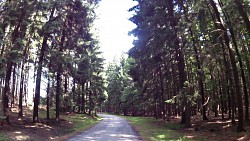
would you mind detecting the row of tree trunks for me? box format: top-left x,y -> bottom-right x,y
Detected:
208,0 -> 245,132
33,5 -> 56,122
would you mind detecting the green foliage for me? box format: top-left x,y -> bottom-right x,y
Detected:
0,0 -> 249,135
105,56 -> 142,115
165,95 -> 178,104
0,0 -> 104,122
123,0 -> 250,130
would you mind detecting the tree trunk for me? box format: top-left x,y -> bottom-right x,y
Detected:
46,72 -> 50,120
33,6 -> 56,122
208,0 -> 245,132
18,40 -> 29,119
77,84 -> 81,113
166,0 -> 191,128
89,84 -> 93,115
72,76 -> 76,112
0,23 -> 8,56
218,72 -> 224,120
56,71 -> 61,122
3,3 -> 27,123
210,69 -> 218,117
64,75 -> 67,93
233,0 -> 250,35
11,64 -> 16,107
3,61 -> 12,125
82,82 -> 86,114
219,2 -> 249,120
224,49 -> 232,119
15,64 -> 20,107
33,36 -> 48,122
180,0 -> 207,120
189,28 -> 208,120
229,69 -> 236,124
159,66 -> 166,119
18,61 -> 25,119
55,19 -> 67,122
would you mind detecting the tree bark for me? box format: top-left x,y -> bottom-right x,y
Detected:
11,64 -> 16,107
33,5 -> 56,122
208,0 -> 245,132
46,70 -> 50,120
218,1 -> 249,120
165,0 -> 191,127
72,76 -> 76,112
18,39 -> 29,119
234,0 -> 250,35
189,28 -> 208,120
82,82 -> 86,114
56,71 -> 61,122
56,19 -> 66,122
3,61 -> 12,125
18,61 -> 24,119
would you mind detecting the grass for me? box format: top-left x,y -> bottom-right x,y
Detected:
2,106 -> 102,141
38,107 -> 100,133
38,107 -> 56,119
0,133 -> 9,141
64,114 -> 101,133
37,106 -> 102,135
121,116 -> 203,141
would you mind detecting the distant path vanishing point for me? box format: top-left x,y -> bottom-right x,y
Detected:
67,114 -> 141,141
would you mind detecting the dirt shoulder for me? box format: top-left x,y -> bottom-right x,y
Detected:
0,106 -> 99,141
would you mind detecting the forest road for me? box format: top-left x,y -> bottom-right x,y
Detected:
67,114 -> 142,141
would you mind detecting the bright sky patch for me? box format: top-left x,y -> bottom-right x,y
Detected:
94,0 -> 137,64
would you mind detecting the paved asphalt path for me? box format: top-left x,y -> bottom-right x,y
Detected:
67,114 -> 141,141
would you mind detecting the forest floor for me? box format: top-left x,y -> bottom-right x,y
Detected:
122,115 -> 250,141
0,105 -> 100,141
1,107 -> 250,141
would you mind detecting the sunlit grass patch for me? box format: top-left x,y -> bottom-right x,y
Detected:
38,108 -> 56,119
122,116 -> 201,141
64,114 -> 101,132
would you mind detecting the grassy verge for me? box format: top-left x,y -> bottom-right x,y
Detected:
51,113 -> 102,141
0,133 -> 9,141
65,114 -> 101,132
122,116 -> 203,141
8,106 -> 101,141
38,107 -> 101,133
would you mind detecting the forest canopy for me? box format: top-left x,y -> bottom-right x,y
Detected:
0,0 -> 105,123
105,0 -> 250,132
0,0 -> 250,135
